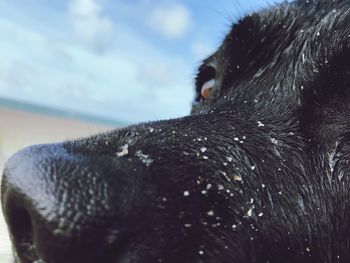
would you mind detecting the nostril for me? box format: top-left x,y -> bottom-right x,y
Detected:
6,202 -> 40,262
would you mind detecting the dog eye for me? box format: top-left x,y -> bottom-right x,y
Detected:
201,79 -> 215,100
195,63 -> 216,103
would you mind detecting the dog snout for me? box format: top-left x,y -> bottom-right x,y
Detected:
1,144 -> 130,263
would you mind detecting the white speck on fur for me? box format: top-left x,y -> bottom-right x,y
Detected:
200,147 -> 207,153
247,207 -> 253,217
116,144 -> 129,157
135,150 -> 153,166
219,171 -> 231,181
271,137 -> 278,145
234,175 -> 242,181
183,191 -> 190,196
257,121 -> 265,127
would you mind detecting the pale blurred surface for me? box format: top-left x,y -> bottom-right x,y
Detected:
0,106 -> 114,262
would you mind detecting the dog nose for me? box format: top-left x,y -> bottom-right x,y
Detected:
1,144 -> 124,263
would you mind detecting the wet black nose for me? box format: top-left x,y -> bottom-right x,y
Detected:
1,144 -> 124,263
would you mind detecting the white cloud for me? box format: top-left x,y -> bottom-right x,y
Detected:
68,0 -> 113,53
0,17 -> 194,123
148,2 -> 191,39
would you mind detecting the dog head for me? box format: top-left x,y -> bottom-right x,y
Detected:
2,0 -> 350,262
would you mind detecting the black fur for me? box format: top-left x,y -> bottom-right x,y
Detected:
3,0 -> 350,262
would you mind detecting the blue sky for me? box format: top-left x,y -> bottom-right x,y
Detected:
0,0 -> 285,124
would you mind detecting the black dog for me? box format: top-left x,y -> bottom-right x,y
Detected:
3,0 -> 350,262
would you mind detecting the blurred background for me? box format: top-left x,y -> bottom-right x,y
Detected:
0,0 -> 285,261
